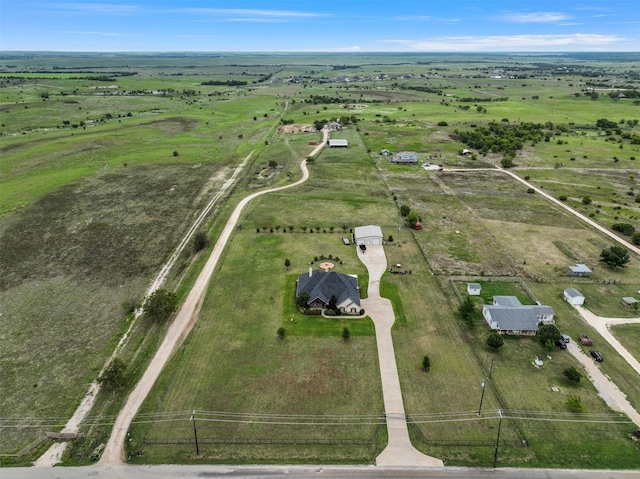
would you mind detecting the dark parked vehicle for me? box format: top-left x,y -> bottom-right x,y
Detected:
590,350 -> 604,362
556,340 -> 567,350
359,244 -> 366,252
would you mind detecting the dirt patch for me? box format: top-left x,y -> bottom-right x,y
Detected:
0,163 -> 217,291
139,116 -> 199,134
277,124 -> 315,134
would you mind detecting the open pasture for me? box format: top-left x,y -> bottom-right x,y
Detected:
1,52 -> 640,467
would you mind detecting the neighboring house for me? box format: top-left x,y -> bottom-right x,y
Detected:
354,225 -> 383,246
328,139 -> 349,147
391,151 -> 418,164
563,288 -> 585,306
482,296 -> 555,335
326,121 -> 342,131
380,148 -> 391,156
621,297 -> 639,308
467,283 -> 482,296
569,264 -> 592,277
296,269 -> 360,314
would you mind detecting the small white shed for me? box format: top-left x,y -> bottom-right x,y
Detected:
563,288 -> 585,306
467,283 -> 481,296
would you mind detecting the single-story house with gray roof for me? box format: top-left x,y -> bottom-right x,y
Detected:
569,264 -> 592,277
563,288 -> 585,306
391,151 -> 418,164
328,138 -> 349,147
482,296 -> 555,335
296,269 -> 360,314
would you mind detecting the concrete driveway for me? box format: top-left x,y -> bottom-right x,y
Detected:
358,245 -> 444,467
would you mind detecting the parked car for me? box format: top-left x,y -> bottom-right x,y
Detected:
560,334 -> 571,343
342,237 -> 350,245
556,340 -> 567,350
359,244 -> 366,252
579,334 -> 593,346
590,350 -> 604,362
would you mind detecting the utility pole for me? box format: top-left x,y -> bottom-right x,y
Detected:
493,409 -> 503,468
477,379 -> 487,416
190,410 -> 200,455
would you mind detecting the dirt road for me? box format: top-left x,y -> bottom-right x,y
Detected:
99,129 -> 327,465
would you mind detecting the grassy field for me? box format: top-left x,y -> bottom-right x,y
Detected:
2,52 -> 640,467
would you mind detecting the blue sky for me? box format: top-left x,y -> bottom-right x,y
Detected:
1,0 -> 639,52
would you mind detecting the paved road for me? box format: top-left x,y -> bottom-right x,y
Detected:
358,245 -> 444,467
98,129 -> 328,465
7,464 -> 640,479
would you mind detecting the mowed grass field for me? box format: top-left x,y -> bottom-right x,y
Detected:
2,53 -> 640,467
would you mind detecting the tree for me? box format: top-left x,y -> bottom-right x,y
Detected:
421,354 -> 431,372
284,258 -> 291,271
566,394 -> 586,413
173,150 -> 179,157
342,327 -> 350,342
632,232 -> 640,246
582,195 -> 592,205
599,245 -> 630,269
406,211 -> 419,228
98,358 -> 126,391
459,296 -> 476,325
536,324 -> 561,346
400,204 -> 411,217
500,156 -> 515,168
277,327 -> 286,340
486,332 -> 504,351
612,223 -> 635,235
144,288 -> 178,322
563,366 -> 582,383
327,294 -> 338,313
296,292 -> 309,309
193,230 -> 209,253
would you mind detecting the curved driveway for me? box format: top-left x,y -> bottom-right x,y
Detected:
358,246 -> 444,467
99,129 -> 328,464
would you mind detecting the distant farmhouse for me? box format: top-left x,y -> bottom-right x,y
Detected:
296,269 -> 361,314
482,296 -> 555,336
391,151 -> 418,164
569,264 -> 592,277
328,139 -> 349,148
326,121 -> 342,131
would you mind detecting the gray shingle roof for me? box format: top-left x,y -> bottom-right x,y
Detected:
484,307 -> 540,331
564,288 -> 584,298
296,270 -> 360,308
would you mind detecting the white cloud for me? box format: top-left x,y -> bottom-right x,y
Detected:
171,8 -> 329,20
378,34 -> 625,51
58,31 -> 142,37
502,12 -> 572,23
51,3 -> 140,15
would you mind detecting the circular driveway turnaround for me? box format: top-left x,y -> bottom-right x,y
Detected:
99,130 -> 328,465
357,245 -> 444,467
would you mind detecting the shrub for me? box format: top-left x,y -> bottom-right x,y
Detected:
566,394 -> 586,413
527,188 -> 535,194
612,223 -> 635,236
437,121 -> 448,126
421,355 -> 431,372
277,327 -> 286,340
563,366 -> 581,383
558,195 -> 568,201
